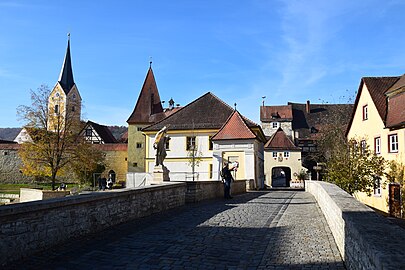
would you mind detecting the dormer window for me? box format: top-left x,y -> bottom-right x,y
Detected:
272,122 -> 279,129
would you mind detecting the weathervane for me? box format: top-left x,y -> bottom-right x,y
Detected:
234,103 -> 237,110
149,56 -> 153,68
262,96 -> 266,106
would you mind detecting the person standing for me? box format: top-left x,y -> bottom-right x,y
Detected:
221,162 -> 234,199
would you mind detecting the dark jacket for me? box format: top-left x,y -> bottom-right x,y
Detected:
221,166 -> 234,183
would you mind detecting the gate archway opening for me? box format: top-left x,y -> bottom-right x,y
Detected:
271,167 -> 291,187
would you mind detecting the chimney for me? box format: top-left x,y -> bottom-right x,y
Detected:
306,100 -> 310,114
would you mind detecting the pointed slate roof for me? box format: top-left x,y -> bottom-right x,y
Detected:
264,128 -> 300,150
58,37 -> 75,94
143,92 -> 258,131
211,110 -> 257,140
127,67 -> 164,124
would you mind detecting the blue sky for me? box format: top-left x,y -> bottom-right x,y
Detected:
1,0 -> 405,128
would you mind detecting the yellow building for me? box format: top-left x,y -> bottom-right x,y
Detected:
347,75 -> 405,214
126,65 -> 167,172
47,36 -> 82,132
263,128 -> 304,187
142,92 -> 266,185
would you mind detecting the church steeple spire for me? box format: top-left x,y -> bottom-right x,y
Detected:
58,33 -> 75,94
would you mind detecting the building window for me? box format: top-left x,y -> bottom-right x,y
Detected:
186,136 -> 196,150
374,177 -> 381,196
136,143 -> 142,149
272,122 -> 279,129
137,127 -> 143,131
54,104 -> 59,114
360,140 -> 367,154
4,151 -> 8,156
209,136 -> 213,150
374,137 -> 381,154
284,152 -> 290,158
72,106 -> 75,112
132,162 -> 138,167
209,164 -> 213,179
388,134 -> 398,153
85,128 -> 92,137
272,152 -> 277,158
362,105 -> 368,120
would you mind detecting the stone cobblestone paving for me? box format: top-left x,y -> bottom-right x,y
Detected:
8,191 -> 345,270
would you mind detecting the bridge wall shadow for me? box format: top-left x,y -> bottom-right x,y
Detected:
306,180 -> 405,270
7,190 -> 345,270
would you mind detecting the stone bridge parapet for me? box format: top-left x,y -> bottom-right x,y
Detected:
306,180 -> 405,270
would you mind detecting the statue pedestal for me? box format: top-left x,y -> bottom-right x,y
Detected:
152,165 -> 170,184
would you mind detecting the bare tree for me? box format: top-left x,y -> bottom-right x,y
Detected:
17,85 -> 104,189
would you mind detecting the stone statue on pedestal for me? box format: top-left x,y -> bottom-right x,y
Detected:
153,126 -> 170,166
152,126 -> 170,183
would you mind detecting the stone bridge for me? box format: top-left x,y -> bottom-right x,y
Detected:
1,181 -> 405,269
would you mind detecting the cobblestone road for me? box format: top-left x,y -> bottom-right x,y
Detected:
10,191 -> 345,270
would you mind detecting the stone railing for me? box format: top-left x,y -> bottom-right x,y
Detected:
0,182 -> 186,267
185,180 -> 246,203
306,180 -> 405,270
20,188 -> 70,202
1,180 -> 247,266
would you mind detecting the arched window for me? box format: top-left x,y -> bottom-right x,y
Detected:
54,104 -> 59,114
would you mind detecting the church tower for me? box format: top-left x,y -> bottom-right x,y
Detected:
127,63 -> 165,172
47,35 -> 82,132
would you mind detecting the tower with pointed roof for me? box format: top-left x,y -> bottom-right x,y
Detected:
47,35 -> 82,131
126,65 -> 165,172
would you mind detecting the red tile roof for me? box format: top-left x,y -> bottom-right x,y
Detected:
386,91 -> 405,129
211,110 -> 257,141
387,74 -> 405,94
362,76 -> 399,121
264,128 -> 300,150
94,143 -> 128,151
346,76 -> 400,135
260,105 -> 293,122
143,92 -> 258,131
127,67 -> 164,124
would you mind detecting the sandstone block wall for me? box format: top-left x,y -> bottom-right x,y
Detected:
185,180 -> 246,203
0,182 -> 186,266
306,180 -> 405,270
0,146 -> 31,183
